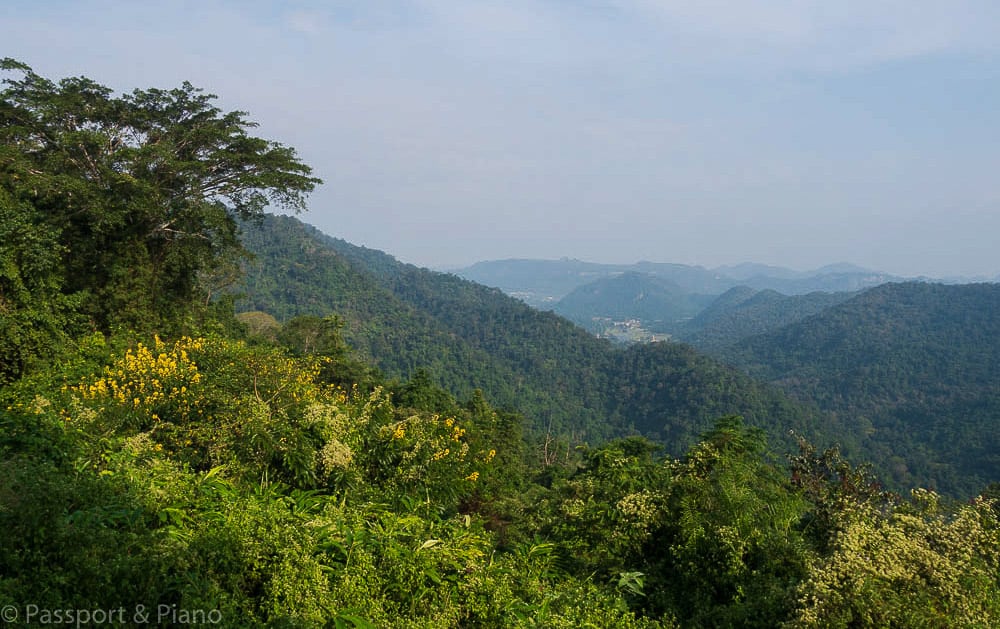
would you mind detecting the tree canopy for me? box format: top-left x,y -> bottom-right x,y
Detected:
0,58 -> 320,349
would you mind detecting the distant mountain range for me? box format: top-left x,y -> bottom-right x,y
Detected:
455,259 -> 1000,351
454,258 -> 903,308
455,258 -> 903,337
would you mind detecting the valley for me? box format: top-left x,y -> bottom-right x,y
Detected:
237,215 -> 1000,498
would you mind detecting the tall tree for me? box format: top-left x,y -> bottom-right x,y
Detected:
0,58 -> 320,333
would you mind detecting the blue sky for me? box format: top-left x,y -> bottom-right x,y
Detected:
4,1 -> 1000,277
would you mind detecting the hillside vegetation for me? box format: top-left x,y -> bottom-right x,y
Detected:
553,272 -> 715,335
725,282 -> 1000,496
677,287 -> 856,352
4,60 -> 1000,627
237,215 -> 812,453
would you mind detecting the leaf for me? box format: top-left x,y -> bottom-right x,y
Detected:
423,567 -> 443,585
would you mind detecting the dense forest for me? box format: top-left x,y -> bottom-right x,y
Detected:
456,260 -> 890,351
454,252 -> 1000,498
723,282 -> 1000,496
236,215 -> 1000,498
236,215 -> 814,454
4,61 -> 1000,627
676,287 -> 857,353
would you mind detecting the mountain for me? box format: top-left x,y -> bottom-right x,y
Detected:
724,282 -> 1000,496
457,258 -> 901,308
713,263 -> 804,281
452,259 -> 625,308
678,287 -> 857,352
236,215 -> 812,452
454,259 -> 732,307
626,261 -> 735,293
553,272 -> 715,334
737,270 -> 900,295
512,262 -> 878,346
811,262 -> 878,275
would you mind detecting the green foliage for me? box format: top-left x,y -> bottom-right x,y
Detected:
0,186 -> 84,383
4,330 -> 1000,625
647,417 -> 811,627
0,331 -> 659,626
235,214 -> 812,455
393,368 -> 461,415
235,310 -> 281,340
789,490 -> 1000,627
529,436 -> 671,579
728,281 -> 1000,496
788,436 -> 893,552
274,314 -> 380,390
1,59 -> 320,333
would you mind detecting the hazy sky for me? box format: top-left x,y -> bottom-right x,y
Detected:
5,1 -> 1000,277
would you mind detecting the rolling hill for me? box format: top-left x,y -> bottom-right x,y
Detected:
677,286 -> 857,352
553,272 -> 716,335
456,258 -> 900,308
724,282 -> 1000,496
236,215 -> 813,453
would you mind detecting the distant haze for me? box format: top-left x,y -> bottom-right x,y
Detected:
5,1 -> 1000,278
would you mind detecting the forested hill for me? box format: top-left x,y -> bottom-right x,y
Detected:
237,215 -> 811,451
553,272 -> 716,334
726,281 -> 1000,496
237,219 -> 1000,496
677,286 -> 856,352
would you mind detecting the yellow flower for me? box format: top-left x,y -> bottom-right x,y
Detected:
432,448 -> 450,461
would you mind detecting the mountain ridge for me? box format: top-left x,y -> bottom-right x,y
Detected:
723,281 -> 1000,495
236,214 -> 815,452
455,258 -> 905,308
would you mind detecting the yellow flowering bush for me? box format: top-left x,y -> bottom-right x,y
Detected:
370,408 -> 494,508
64,335 -> 348,485
61,335 -> 499,505
71,335 -> 206,426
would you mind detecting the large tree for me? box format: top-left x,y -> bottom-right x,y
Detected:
0,58 -> 320,336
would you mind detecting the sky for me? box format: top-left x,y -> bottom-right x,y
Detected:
4,1 -> 1000,278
